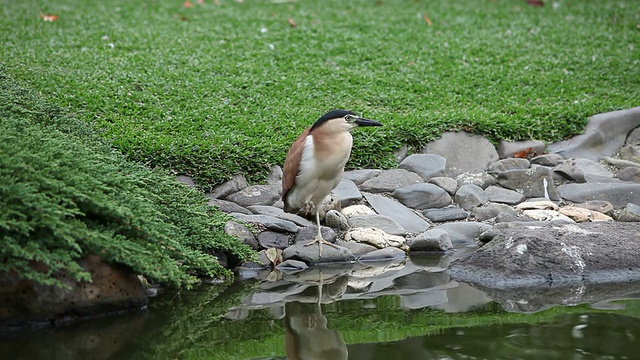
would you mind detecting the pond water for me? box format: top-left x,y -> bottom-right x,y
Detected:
2,251 -> 640,360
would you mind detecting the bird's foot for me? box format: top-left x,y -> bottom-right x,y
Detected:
303,236 -> 340,256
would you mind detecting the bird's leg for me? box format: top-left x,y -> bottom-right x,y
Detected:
303,210 -> 340,256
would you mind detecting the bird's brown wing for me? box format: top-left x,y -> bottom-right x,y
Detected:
282,128 -> 310,206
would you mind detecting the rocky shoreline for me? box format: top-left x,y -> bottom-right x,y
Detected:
206,107 -> 640,288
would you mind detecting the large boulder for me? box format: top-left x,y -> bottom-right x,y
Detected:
447,222 -> 640,289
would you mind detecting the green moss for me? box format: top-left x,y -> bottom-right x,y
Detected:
0,69 -> 253,288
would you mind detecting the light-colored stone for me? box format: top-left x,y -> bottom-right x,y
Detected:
522,209 -> 575,223
515,200 -> 559,211
363,192 -> 431,233
324,210 -> 350,231
347,215 -> 407,236
341,205 -> 376,218
558,206 -> 613,223
344,227 -> 408,250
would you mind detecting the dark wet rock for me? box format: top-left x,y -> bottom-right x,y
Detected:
247,205 -> 313,227
432,222 -> 492,246
497,166 -> 559,200
449,222 -> 640,289
428,176 -> 458,195
257,231 -> 292,249
230,213 -> 300,233
336,240 -> 378,257
488,158 -> 531,174
295,226 -> 337,244
359,169 -> 422,193
455,172 -> 497,189
359,247 -> 407,262
530,153 -> 565,167
391,183 -> 452,210
454,184 -> 489,210
324,210 -> 350,231
398,154 -> 447,180
557,183 -> 640,208
224,220 -> 259,250
208,198 -> 252,215
408,228 -> 453,252
363,193 -> 431,233
331,179 -> 362,207
553,161 -> 586,182
0,255 -> 146,330
342,169 -> 382,185
208,174 -> 249,199
275,259 -> 308,273
282,242 -> 356,265
471,203 -> 518,222
347,215 -> 407,236
422,207 -> 469,222
547,107 -> 640,160
484,185 -> 525,205
175,174 -> 196,188
618,203 -> 640,222
422,131 -> 499,177
617,166 -> 640,183
497,140 -> 545,159
226,184 -> 281,207
572,200 -> 615,216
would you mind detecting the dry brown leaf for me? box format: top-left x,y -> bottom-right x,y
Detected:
184,0 -> 194,8
287,18 -> 297,27
526,0 -> 544,6
513,147 -> 538,159
423,13 -> 432,26
40,14 -> 59,22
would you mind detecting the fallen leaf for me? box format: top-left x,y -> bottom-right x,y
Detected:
39,14 -> 59,22
423,13 -> 432,26
184,0 -> 194,8
513,147 -> 539,159
287,18 -> 297,27
198,0 -> 205,3
526,0 -> 544,6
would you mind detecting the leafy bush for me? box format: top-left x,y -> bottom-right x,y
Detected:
0,70 -> 253,288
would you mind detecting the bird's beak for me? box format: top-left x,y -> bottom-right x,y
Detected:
354,117 -> 383,127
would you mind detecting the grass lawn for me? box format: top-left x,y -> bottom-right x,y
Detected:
1,0 -> 639,187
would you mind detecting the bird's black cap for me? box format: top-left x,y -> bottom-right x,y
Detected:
310,109 -> 356,132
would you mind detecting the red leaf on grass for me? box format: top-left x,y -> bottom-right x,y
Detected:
184,0 -> 194,8
423,13 -> 433,26
287,18 -> 297,27
526,0 -> 544,6
40,14 -> 59,22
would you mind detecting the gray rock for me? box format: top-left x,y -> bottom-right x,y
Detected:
497,140 -> 545,159
447,222 -> 640,288
572,158 -> 615,182
546,107 -> 640,160
428,176 -> 458,195
422,207 -> 469,222
557,183 -> 640,208
209,174 -> 249,199
391,183 -> 452,210
408,228 -> 453,252
330,179 -> 362,207
257,231 -> 291,249
602,156 -> 640,170
359,169 -> 422,193
230,213 -> 300,233
488,158 -> 531,174
497,166 -> 559,200
282,242 -> 356,265
422,131 -> 500,177
432,222 -> 493,246
275,259 -> 308,273
484,185 -> 525,205
226,184 -> 281,207
620,144 -> 640,163
342,169 -> 382,185
495,212 -> 533,223
335,240 -> 378,257
394,144 -> 409,163
246,205 -> 314,227
572,200 -> 615,215
471,203 -> 518,222
266,165 -> 283,185
618,166 -> 640,183
358,247 -> 407,262
176,175 -> 196,188
224,221 -> 259,250
531,153 -> 566,167
553,162 -> 586,182
324,210 -> 350,231
455,172 -> 497,189
295,226 -> 337,243
363,193 -> 431,233
347,215 -> 407,236
398,154 -> 447,180
208,198 -> 252,214
454,184 -> 489,210
618,203 -> 640,222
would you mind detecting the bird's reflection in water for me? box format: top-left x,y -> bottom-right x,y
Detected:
284,272 -> 348,360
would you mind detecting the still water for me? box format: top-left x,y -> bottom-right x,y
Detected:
2,253 -> 640,360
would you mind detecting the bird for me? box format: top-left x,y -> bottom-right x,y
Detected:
282,109 -> 383,255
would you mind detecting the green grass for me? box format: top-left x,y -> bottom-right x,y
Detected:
1,0 -> 639,187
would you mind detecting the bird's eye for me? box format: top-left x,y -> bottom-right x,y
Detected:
344,114 -> 356,122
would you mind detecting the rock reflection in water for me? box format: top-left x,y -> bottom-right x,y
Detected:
284,302 -> 347,360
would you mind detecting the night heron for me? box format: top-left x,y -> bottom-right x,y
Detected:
281,109 -> 382,254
